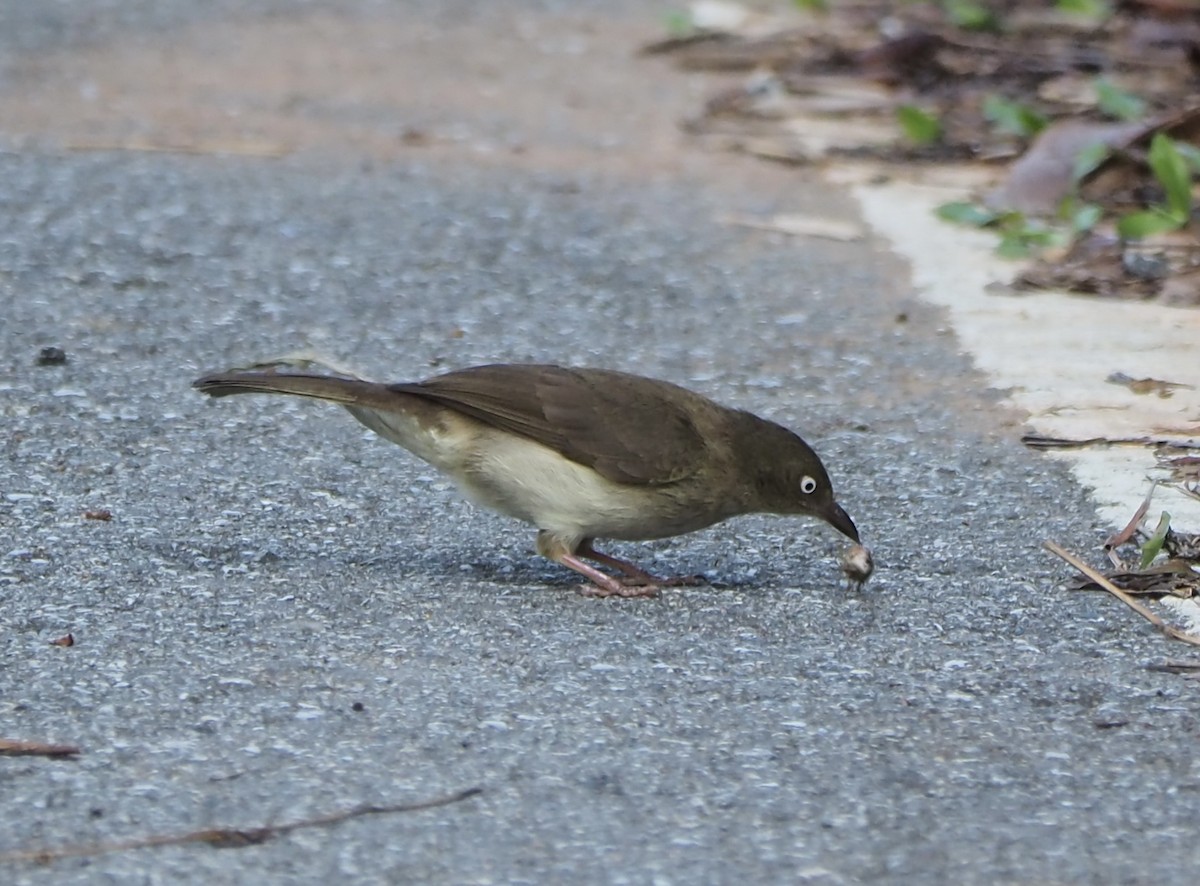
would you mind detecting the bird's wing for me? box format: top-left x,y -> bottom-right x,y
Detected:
389,364 -> 711,486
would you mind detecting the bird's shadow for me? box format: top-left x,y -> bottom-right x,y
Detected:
345,544 -> 786,596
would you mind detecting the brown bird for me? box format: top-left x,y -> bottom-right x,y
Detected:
192,360 -> 860,597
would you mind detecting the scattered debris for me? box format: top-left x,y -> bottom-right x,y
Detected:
986,120 -> 1148,215
0,739 -> 80,759
1145,659 -> 1200,675
1020,434 -> 1200,450
36,347 -> 67,366
0,786 -> 482,864
1046,484 -> 1200,646
1160,454 -> 1200,501
1105,371 -> 1194,398
1045,540 -> 1200,646
1103,483 -> 1155,558
647,1 -> 1200,304
1069,558 -> 1197,596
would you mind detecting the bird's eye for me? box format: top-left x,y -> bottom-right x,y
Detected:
800,476 -> 817,494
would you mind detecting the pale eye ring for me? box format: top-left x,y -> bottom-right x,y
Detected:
800,476 -> 817,494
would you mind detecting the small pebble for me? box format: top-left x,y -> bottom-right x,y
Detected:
37,346 -> 68,366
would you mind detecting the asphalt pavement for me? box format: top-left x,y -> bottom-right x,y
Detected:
1,2 -> 1197,884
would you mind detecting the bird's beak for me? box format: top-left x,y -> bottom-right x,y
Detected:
823,501 -> 860,543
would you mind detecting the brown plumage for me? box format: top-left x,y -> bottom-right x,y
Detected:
193,360 -> 859,597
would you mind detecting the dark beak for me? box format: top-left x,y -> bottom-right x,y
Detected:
824,501 -> 860,543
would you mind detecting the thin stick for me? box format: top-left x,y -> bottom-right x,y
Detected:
1145,660 -> 1200,674
1022,435 -> 1200,451
1044,541 -> 1200,648
1173,483 -> 1200,503
1103,482 -> 1155,558
0,739 -> 80,759
0,786 -> 482,864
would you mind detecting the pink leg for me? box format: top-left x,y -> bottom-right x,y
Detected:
578,540 -> 704,588
556,552 -> 661,598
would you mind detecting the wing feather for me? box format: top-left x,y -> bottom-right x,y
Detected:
389,365 -> 710,486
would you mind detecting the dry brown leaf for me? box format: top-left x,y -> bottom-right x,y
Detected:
1106,371 -> 1195,398
986,120 -> 1147,214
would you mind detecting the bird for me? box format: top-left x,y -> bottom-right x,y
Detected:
192,357 -> 860,597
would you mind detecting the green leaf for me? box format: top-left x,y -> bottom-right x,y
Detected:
896,105 -> 942,145
663,10 -> 693,35
1020,225 -> 1068,249
982,95 -> 1048,138
1117,209 -> 1185,239
1139,511 -> 1171,569
1175,143 -> 1200,175
936,201 -> 997,227
1069,202 -> 1103,234
942,0 -> 998,30
1071,143 -> 1110,183
991,215 -> 1069,257
1147,134 -> 1193,219
1095,78 -> 1146,121
995,234 -> 1035,259
1056,0 -> 1111,19
792,0 -> 829,11
941,198 -> 1095,258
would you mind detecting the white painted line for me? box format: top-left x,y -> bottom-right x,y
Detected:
848,177 -> 1200,532
1162,596 -> 1200,635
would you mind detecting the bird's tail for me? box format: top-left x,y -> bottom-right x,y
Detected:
193,358 -> 454,464
192,363 -> 404,413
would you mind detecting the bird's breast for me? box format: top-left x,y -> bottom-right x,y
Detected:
456,430 -> 733,541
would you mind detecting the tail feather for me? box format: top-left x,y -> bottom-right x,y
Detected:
192,371 -> 403,412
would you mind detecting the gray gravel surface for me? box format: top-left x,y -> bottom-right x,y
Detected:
2,3 -> 1198,884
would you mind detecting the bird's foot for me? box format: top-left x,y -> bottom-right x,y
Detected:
576,541 -> 703,589
545,539 -> 683,599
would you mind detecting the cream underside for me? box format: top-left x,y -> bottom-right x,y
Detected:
346,404 -> 719,545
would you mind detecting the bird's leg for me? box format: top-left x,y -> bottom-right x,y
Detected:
536,532 -> 660,598
577,539 -> 704,588
559,553 -> 661,598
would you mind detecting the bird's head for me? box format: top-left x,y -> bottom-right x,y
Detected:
738,416 -> 860,543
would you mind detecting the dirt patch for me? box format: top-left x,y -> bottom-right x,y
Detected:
1,10 -> 721,180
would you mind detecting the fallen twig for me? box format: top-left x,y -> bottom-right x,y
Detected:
1044,541 -> 1200,648
0,740 -> 80,759
1103,482 -> 1155,561
1022,435 -> 1200,451
1069,558 -> 1200,596
1145,659 -> 1200,674
0,786 -> 482,865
